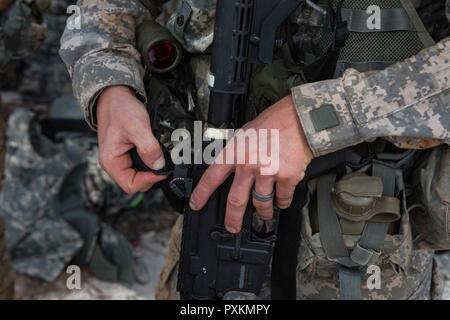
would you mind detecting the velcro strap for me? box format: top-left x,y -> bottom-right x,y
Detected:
340,8 -> 417,32
350,243 -> 381,266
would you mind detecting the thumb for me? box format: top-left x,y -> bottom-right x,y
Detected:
134,132 -> 166,171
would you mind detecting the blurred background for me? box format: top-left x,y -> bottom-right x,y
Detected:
0,0 -> 178,299
0,0 -> 449,300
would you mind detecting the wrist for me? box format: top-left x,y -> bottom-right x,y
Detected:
98,85 -> 135,105
97,85 -> 135,120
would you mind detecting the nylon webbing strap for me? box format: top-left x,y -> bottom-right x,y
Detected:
399,0 -> 435,47
317,174 -> 349,261
340,8 -> 415,33
350,222 -> 388,266
317,174 -> 362,300
339,268 -> 361,300
334,61 -> 394,76
373,161 -> 396,197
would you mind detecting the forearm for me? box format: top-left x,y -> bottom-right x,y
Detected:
291,37 -> 450,157
59,0 -> 151,129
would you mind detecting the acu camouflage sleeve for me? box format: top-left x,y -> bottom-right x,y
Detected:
59,0 -> 152,129
291,37 -> 450,157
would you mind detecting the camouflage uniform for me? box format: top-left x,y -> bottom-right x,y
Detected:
0,109 -> 85,282
0,0 -> 49,300
7,0 -> 76,103
59,0 -> 450,299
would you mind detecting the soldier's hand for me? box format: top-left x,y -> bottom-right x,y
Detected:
189,96 -> 314,233
96,85 -> 167,194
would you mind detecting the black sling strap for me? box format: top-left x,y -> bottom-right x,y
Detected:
270,186 -> 306,300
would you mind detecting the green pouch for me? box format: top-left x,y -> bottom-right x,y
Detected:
332,173 -> 401,235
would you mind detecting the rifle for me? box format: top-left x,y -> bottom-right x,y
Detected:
133,0 -> 305,299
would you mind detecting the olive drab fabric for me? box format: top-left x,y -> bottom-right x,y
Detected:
59,0 -> 450,300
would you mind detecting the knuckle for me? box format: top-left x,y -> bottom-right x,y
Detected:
128,127 -> 144,140
277,201 -> 291,209
276,193 -> 293,202
238,164 -> 254,175
99,154 -> 113,172
298,171 -> 306,181
202,171 -> 218,189
278,175 -> 299,188
226,214 -> 242,229
139,143 -> 159,156
258,212 -> 274,221
253,199 -> 272,210
277,173 -> 295,185
227,194 -> 245,209
276,196 -> 293,209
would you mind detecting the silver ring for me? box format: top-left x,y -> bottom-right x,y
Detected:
252,187 -> 275,202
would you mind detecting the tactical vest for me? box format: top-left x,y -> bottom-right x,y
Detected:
288,0 -> 448,78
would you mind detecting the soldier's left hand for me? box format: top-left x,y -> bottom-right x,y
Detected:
189,96 -> 314,234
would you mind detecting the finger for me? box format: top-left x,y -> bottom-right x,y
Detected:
135,135 -> 165,170
252,176 -> 275,220
189,162 -> 234,211
107,152 -> 166,194
275,181 -> 297,209
128,120 -> 165,171
225,169 -> 254,234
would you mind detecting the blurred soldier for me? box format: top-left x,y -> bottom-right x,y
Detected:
0,0 -> 48,300
60,0 -> 450,299
2,0 -> 76,103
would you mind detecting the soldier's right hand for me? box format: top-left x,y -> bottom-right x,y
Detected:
96,85 -> 167,194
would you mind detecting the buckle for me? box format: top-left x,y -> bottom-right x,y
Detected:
350,243 -> 381,266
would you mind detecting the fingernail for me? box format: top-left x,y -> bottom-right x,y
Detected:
226,226 -> 238,234
189,197 -> 197,210
151,156 -> 165,170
